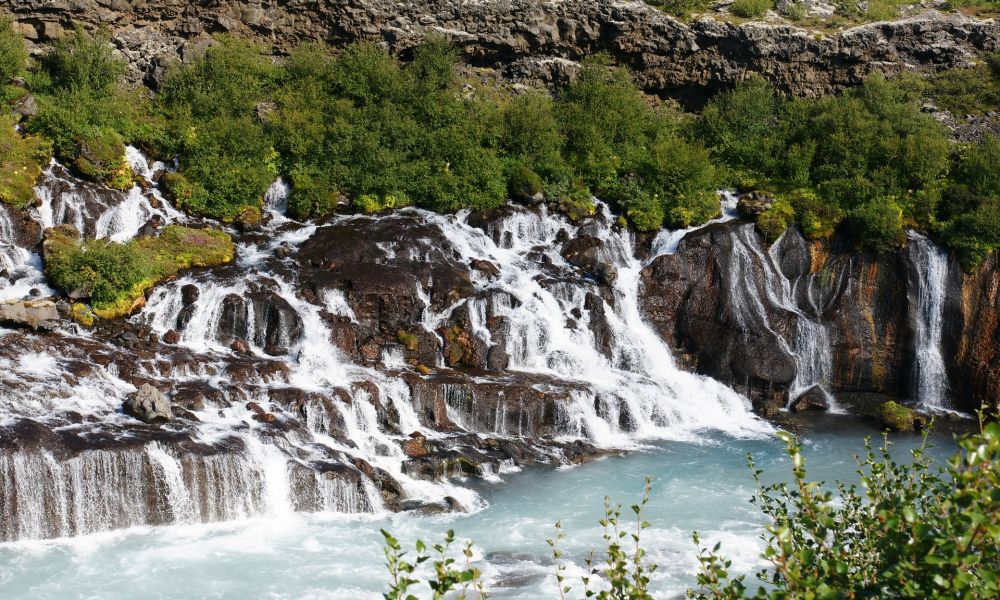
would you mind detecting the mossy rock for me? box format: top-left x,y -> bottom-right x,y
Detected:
235,206 -> 263,231
72,130 -> 133,190
877,400 -> 916,432
70,302 -> 95,328
507,164 -> 544,203
44,224 -> 235,320
397,330 -> 420,352
0,114 -> 51,208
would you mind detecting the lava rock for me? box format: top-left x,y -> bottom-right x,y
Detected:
123,383 -> 172,424
790,385 -> 831,412
181,283 -> 200,306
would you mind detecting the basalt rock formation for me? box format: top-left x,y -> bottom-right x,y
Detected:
639,218 -> 1000,415
2,1 -> 998,100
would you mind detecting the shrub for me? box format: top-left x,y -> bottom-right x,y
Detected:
730,0 -> 772,18
0,17 -> 27,99
39,27 -> 124,94
546,178 -> 595,222
287,165 -> 340,220
693,424 -> 1000,598
927,54 -> 1000,116
846,197 -> 906,253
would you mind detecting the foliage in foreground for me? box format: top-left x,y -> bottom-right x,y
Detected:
382,423 -> 1000,598
43,224 -> 234,318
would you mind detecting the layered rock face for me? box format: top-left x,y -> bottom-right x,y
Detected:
2,1 -> 997,99
639,219 -> 1000,415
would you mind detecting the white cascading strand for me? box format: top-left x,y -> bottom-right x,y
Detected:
908,231 -> 951,410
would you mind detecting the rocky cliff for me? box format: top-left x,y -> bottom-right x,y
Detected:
640,218 -> 1000,416
2,1 -> 997,100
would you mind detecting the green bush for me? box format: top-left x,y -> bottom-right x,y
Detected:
846,197 -> 906,253
730,0 -> 773,18
0,17 -> 27,100
39,27 -> 124,94
926,54 -> 1000,116
287,165 -> 340,220
693,425 -> 1000,598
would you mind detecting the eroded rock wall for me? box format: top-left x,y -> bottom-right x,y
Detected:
2,1 -> 997,99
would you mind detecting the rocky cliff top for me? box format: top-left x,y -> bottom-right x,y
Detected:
3,1 -> 997,100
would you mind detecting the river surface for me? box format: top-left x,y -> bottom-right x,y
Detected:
0,415 -> 961,599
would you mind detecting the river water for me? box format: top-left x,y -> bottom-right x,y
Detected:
0,416 -> 958,599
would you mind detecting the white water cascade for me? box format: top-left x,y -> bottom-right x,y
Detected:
0,154 -> 776,543
908,231 -> 951,410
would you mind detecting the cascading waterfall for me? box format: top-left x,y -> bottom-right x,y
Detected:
722,225 -> 836,406
0,155 -> 776,543
908,231 -> 950,410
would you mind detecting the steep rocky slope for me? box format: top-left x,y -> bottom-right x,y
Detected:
3,1 -> 998,100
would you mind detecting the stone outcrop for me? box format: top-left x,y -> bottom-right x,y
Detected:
0,299 -> 60,330
123,383 -> 173,424
639,218 -> 1000,415
2,1 -> 997,100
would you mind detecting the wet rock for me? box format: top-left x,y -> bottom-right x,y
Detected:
470,258 -> 500,278
163,329 -> 180,344
181,284 -> 200,306
230,339 -> 252,355
790,385 -> 830,412
123,383 -> 172,424
0,299 -> 60,331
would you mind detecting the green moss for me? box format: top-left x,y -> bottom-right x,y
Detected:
356,193 -> 410,214
70,302 -> 95,328
397,330 -> 420,352
876,400 -> 915,432
756,199 -> 795,243
44,224 -> 234,319
0,114 -> 52,208
72,129 -> 133,190
507,164 -> 544,202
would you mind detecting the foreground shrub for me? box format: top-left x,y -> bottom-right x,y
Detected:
43,224 -> 234,318
692,423 -> 1000,598
383,423 -> 1000,598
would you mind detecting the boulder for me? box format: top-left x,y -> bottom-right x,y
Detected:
0,299 -> 60,331
789,385 -> 831,412
123,384 -> 172,424
876,400 -> 915,432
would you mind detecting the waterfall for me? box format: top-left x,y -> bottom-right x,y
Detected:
908,231 -> 950,410
0,155 -> 774,542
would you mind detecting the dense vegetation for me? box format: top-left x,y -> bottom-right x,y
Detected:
2,24 -> 1000,267
383,423 -> 1000,598
43,224 -> 234,319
